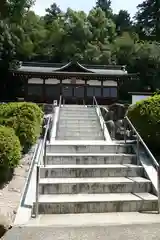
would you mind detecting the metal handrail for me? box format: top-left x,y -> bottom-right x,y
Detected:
125,116 -> 159,168
93,96 -> 106,138
35,99 -> 56,218
35,115 -> 51,218
124,116 -> 160,213
55,95 -> 62,138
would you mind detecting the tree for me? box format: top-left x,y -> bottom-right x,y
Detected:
0,0 -> 34,100
131,42 -> 160,91
18,11 -> 47,60
96,0 -> 113,18
135,0 -> 160,41
44,3 -> 62,24
88,7 -> 116,43
61,9 -> 92,61
114,10 -> 132,34
114,32 -> 136,66
0,0 -> 34,22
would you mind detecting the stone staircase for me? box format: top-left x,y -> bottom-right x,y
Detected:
56,105 -> 104,140
33,143 -> 158,215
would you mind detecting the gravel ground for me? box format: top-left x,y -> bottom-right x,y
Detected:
0,147 -> 35,225
3,224 -> 160,240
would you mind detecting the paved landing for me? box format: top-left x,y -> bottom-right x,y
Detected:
3,223 -> 160,240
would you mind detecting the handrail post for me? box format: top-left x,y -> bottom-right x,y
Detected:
124,117 -> 127,143
35,165 -> 40,218
103,121 -> 104,134
136,135 -> 140,165
157,165 -> 160,213
43,138 -> 47,166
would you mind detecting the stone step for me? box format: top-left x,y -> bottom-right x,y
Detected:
40,164 -> 143,178
33,193 -> 157,214
39,177 -> 151,194
46,144 -> 134,154
57,136 -> 104,140
45,153 -> 136,165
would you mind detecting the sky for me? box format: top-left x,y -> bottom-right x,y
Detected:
32,0 -> 143,17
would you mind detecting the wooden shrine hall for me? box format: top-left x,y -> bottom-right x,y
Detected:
12,61 -> 136,104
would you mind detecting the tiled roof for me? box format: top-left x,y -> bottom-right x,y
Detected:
17,62 -> 128,76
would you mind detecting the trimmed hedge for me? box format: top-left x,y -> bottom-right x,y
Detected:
0,102 -> 43,151
127,94 -> 160,152
0,126 -> 21,169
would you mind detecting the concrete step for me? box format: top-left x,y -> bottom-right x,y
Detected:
61,109 -> 93,112
40,164 -> 143,178
59,120 -> 99,125
58,126 -> 101,130
24,212 -> 160,227
59,117 -> 98,121
60,115 -> 97,119
33,193 -> 157,214
60,115 -> 98,118
62,105 -> 90,108
46,144 -> 134,154
60,112 -> 96,115
45,153 -> 136,165
58,127 -> 102,132
62,105 -> 94,108
57,136 -> 104,140
58,123 -> 100,127
60,112 -> 96,116
57,132 -> 103,137
39,177 -> 151,194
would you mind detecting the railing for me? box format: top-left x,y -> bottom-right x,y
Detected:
93,96 -> 106,138
34,98 -> 56,218
55,95 -> 62,139
124,116 -> 160,213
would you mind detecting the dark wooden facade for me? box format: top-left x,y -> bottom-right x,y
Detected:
12,61 -> 136,104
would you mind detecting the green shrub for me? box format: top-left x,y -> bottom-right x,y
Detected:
0,102 -> 43,150
0,126 -> 21,169
127,94 -> 160,153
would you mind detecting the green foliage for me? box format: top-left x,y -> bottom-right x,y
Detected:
0,0 -> 34,99
114,10 -> 132,34
1,0 -> 160,99
0,126 -> 21,169
44,2 -> 62,24
135,0 -> 160,41
96,0 -> 113,19
127,94 -> 160,152
0,102 -> 43,150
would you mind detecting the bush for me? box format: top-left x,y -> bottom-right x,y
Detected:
127,94 -> 160,153
0,102 -> 43,151
0,126 -> 21,182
